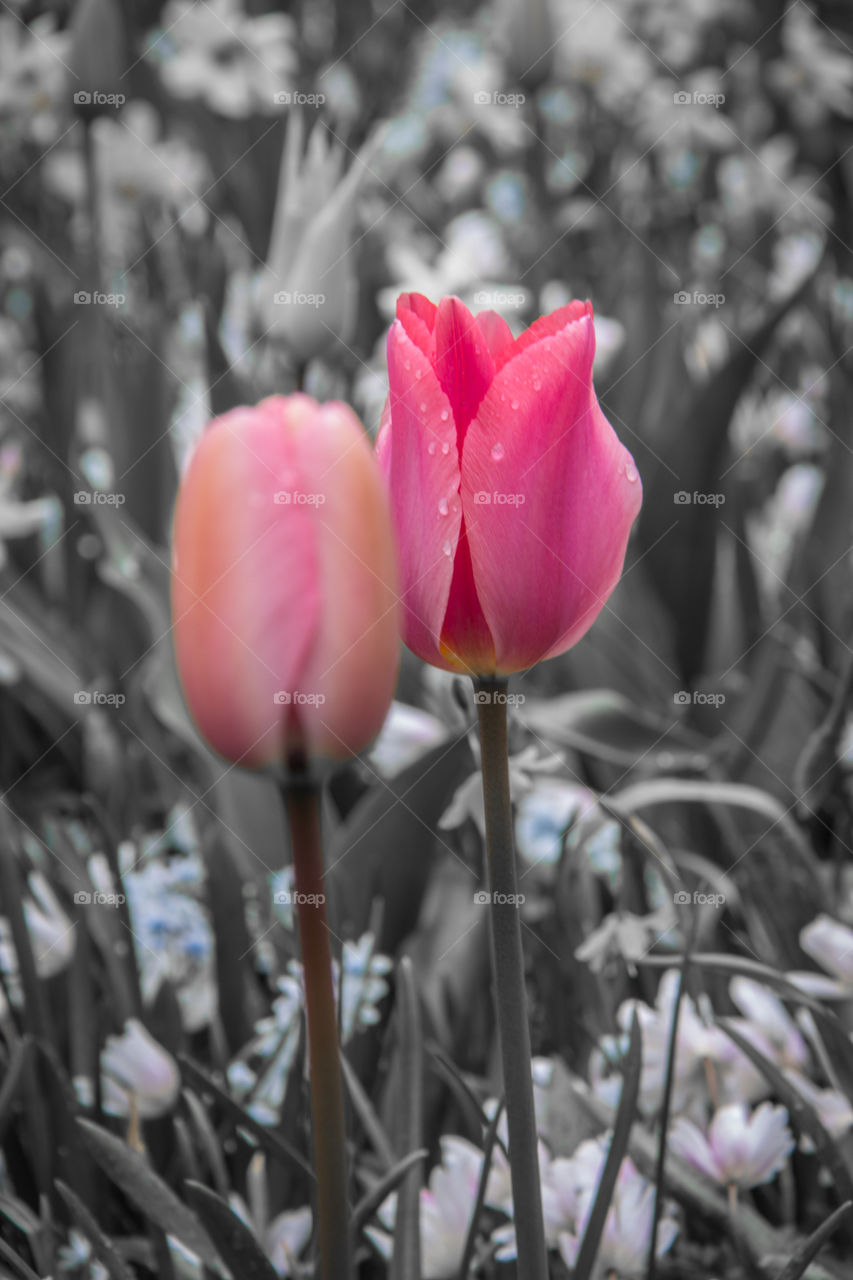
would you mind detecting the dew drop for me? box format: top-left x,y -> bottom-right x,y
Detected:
532,377 -> 542,391
440,408 -> 450,421
442,539 -> 453,557
420,402 -> 427,412
450,500 -> 459,513
428,441 -> 437,455
441,441 -> 450,455
438,497 -> 449,515
491,442 -> 505,461
415,369 -> 422,379
510,399 -> 519,411
624,463 -> 639,483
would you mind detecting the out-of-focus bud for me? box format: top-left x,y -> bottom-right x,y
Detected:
100,1018 -> 181,1118
67,0 -> 128,121
496,0 -> 555,91
257,115 -> 384,365
171,394 -> 399,766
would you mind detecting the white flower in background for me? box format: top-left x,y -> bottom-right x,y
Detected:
785,1069 -> 853,1144
729,978 -> 809,1070
440,746 -> 564,841
231,934 -> 391,1125
57,1229 -> 108,1278
148,0 -> 298,118
0,871 -> 75,997
228,1155 -> 312,1275
367,1136 -> 483,1279
723,977 -> 810,1100
368,700 -> 447,777
591,970 -> 728,1117
377,211 -> 525,326
575,906 -> 677,975
515,780 -> 597,869
120,851 -> 216,1032
265,1207 -> 313,1278
98,1018 -> 180,1119
556,1140 -> 678,1279
339,933 -> 392,1040
790,915 -> 853,998
668,1102 -> 795,1189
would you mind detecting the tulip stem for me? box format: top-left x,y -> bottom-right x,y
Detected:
474,677 -> 549,1280
281,770 -> 351,1280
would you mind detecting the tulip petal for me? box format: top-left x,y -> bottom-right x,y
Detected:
172,397 -> 321,766
382,320 -> 463,670
292,400 -> 400,758
496,299 -> 592,370
475,309 -> 516,363
396,291 -> 437,358
433,296 -> 496,443
461,314 -> 642,672
440,517 -> 496,674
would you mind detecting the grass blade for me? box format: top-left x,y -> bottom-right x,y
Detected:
775,1203 -> 853,1280
391,957 -> 423,1280
573,1008 -> 642,1280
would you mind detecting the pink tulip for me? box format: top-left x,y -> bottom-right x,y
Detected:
172,394 -> 399,767
376,293 -> 642,676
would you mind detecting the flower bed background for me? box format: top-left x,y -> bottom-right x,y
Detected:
2,0 -> 853,1277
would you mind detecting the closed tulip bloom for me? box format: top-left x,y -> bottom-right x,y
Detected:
376,294 -> 642,676
172,394 -> 399,767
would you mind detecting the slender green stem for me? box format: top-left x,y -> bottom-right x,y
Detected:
281,773 -> 351,1280
475,677 -> 549,1280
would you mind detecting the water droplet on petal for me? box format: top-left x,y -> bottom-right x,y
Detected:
491,442 -> 505,461
624,463 -> 639,483
441,442 -> 450,455
440,409 -> 450,421
438,497 -> 449,515
428,441 -> 436,455
532,377 -> 542,391
510,399 -> 519,411
420,402 -> 427,412
415,369 -> 422,379
442,539 -> 453,557
404,359 -> 411,370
